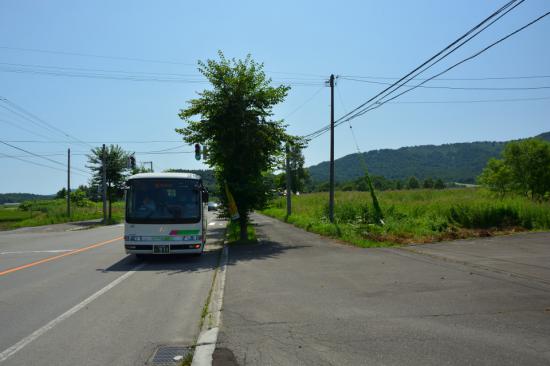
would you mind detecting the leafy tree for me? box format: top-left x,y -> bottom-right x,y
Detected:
502,139 -> 550,200
407,176 -> 420,189
423,178 -> 434,189
87,145 -> 131,221
434,178 -> 445,189
395,180 -> 403,190
277,144 -> 310,194
56,187 -> 67,199
478,158 -> 512,197
176,52 -> 291,240
70,189 -> 93,207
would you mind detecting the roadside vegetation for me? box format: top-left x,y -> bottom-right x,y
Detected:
0,199 -> 124,230
226,220 -> 257,244
261,188 -> 550,247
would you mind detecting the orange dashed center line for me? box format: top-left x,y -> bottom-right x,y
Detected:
0,236 -> 123,276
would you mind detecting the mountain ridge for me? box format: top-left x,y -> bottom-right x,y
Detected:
307,131 -> 550,184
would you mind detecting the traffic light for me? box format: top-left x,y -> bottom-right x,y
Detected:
202,145 -> 208,160
130,155 -> 136,169
194,144 -> 201,161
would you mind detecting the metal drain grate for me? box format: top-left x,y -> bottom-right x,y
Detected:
150,346 -> 192,366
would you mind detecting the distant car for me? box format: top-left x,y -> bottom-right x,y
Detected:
208,202 -> 219,211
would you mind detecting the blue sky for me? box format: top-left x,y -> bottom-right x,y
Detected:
1,0 -> 549,194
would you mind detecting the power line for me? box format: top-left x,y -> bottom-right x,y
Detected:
339,77 -> 550,90
0,62 -> 325,86
0,45 -> 327,78
346,9 -> 550,124
0,152 -> 66,173
0,118 -> 57,141
390,95 -> 550,104
0,45 -> 196,66
0,152 -> 89,177
0,140 -> 186,144
0,98 -> 94,149
325,0 -> 524,131
0,140 -> 90,175
282,86 -> 325,120
339,74 -> 550,81
305,3 -> 549,140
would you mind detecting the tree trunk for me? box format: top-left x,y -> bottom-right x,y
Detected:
239,216 -> 248,241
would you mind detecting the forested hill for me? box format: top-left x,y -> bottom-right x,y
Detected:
307,132 -> 550,184
0,193 -> 54,204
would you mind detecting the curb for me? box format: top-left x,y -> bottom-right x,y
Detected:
192,244 -> 228,366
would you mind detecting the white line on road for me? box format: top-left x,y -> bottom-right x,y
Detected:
0,250 -> 73,255
208,222 -> 216,226
0,263 -> 145,363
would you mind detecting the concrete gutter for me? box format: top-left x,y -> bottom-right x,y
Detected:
192,244 -> 228,366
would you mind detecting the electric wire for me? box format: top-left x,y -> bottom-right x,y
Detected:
339,74 -> 550,81
339,77 -> 550,90
340,9 -> 550,127
0,98 -> 95,149
324,0 -> 524,132
305,4 -> 548,141
282,86 -> 325,120
0,140 -> 90,175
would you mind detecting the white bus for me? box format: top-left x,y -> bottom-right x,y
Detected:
124,172 -> 208,257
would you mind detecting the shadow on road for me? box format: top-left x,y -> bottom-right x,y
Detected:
227,239 -> 310,266
97,223 -> 305,275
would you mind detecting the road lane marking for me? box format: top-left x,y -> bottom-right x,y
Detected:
0,263 -> 145,363
0,236 -> 122,277
0,250 -> 73,255
208,222 -> 216,226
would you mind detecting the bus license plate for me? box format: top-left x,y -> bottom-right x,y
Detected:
153,245 -> 170,254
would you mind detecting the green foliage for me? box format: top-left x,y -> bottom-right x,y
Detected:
87,144 -> 131,219
434,178 -> 445,189
423,178 -> 434,189
478,158 -> 513,197
56,188 -> 67,199
0,193 -> 54,204
260,189 -> 550,247
1,199 -> 124,230
71,189 -> 93,207
307,132 -> 550,185
479,139 -> 550,200
407,176 -> 420,189
276,144 -> 310,194
176,52 -> 292,239
226,220 -> 257,243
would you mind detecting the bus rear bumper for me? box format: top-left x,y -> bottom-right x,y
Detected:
124,243 -> 203,254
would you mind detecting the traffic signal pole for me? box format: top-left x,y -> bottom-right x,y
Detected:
329,74 -> 335,223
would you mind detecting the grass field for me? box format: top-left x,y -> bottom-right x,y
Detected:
260,188 -> 550,247
0,200 -> 124,231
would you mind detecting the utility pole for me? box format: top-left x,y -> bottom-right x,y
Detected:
329,74 -> 335,223
67,148 -> 71,217
286,143 -> 292,217
102,144 -> 107,224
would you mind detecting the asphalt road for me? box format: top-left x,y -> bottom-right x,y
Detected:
0,211 -> 226,366
215,213 -> 550,366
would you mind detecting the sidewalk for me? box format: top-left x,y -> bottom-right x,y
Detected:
214,213 -> 550,366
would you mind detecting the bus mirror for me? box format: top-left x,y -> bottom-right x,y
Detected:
202,191 -> 209,203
